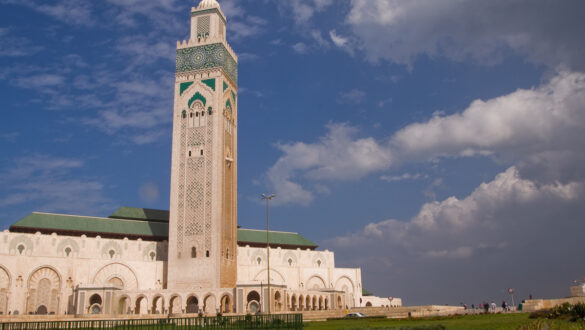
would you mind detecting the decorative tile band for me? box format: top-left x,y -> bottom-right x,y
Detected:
176,43 -> 237,85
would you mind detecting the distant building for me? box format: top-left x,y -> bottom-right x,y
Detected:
0,0 -> 400,316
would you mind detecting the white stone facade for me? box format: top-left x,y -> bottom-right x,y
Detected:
0,229 -> 382,315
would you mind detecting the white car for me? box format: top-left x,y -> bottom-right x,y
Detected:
345,312 -> 365,318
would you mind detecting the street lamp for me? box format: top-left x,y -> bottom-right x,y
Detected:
261,193 -> 275,314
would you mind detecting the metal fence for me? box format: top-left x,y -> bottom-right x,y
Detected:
0,313 -> 303,330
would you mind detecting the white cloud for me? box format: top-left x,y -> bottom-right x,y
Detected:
0,155 -> 113,215
264,71 -> 585,205
266,123 -> 392,205
338,89 -> 366,104
325,166 -> 585,303
311,30 -> 330,48
346,0 -> 585,69
329,30 -> 354,55
2,0 -> 95,26
292,42 -> 308,54
380,173 -> 426,182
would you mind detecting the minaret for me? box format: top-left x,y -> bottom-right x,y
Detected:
168,0 -> 238,290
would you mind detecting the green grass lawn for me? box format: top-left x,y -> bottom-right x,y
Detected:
303,313 -> 585,330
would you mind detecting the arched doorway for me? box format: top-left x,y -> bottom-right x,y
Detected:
246,291 -> 260,314
366,301 -> 372,307
89,294 -> 102,314
36,305 -> 48,315
203,295 -> 216,313
319,296 -> 323,310
186,296 -> 199,314
0,267 -> 10,315
135,296 -> 147,315
151,296 -> 164,314
220,295 -> 231,313
27,267 -> 61,315
298,295 -> 304,311
312,296 -> 317,311
118,296 -> 130,314
337,296 -> 342,310
274,291 -> 282,312
291,294 -> 297,311
169,295 -> 181,314
305,295 -> 311,311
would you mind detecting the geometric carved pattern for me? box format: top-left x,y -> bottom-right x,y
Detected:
27,267 -> 61,314
176,43 -> 238,85
197,15 -> 210,38
93,263 -> 138,290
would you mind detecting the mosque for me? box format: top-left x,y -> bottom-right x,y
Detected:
0,0 -> 400,316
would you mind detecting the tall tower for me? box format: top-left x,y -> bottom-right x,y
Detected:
168,0 -> 238,290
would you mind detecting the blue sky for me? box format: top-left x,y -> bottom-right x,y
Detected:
1,0 -> 585,306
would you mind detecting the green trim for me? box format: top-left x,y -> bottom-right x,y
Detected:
11,212 -> 168,238
230,90 -> 236,103
237,229 -> 318,249
109,207 -> 169,222
191,8 -> 226,25
9,210 -> 319,249
176,43 -> 238,85
180,82 -> 194,95
202,78 -> 216,91
223,81 -> 228,92
188,92 -> 207,108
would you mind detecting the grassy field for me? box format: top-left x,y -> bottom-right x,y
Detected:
303,313 -> 585,330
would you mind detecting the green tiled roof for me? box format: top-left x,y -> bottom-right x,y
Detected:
109,207 -> 169,223
10,212 -> 168,240
237,228 -> 318,249
9,210 -> 319,249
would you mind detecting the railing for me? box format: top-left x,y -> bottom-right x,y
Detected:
0,313 -> 303,330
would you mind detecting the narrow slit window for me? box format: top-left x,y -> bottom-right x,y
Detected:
200,150 -> 204,156
189,151 -> 192,157
191,247 -> 196,258
206,250 -> 210,257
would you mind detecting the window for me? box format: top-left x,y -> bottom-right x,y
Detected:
109,249 -> 115,258
196,112 -> 199,117
288,258 -> 293,266
257,257 -> 261,265
65,247 -> 72,257
189,151 -> 192,157
17,244 -> 24,255
226,248 -> 229,259
191,247 -> 196,258
206,250 -> 210,257
200,150 -> 204,156
149,251 -> 156,261
190,113 -> 193,118
317,260 -> 322,267
182,110 -> 186,119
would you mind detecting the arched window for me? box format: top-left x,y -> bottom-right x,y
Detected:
65,247 -> 72,257
190,113 -> 193,118
196,112 -> 199,117
109,249 -> 116,258
257,257 -> 261,265
17,244 -> 25,255
288,258 -> 293,266
182,110 -> 186,119
191,247 -> 196,258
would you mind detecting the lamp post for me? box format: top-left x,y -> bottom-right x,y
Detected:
261,193 -> 275,314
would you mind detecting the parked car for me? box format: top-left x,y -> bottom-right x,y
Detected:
345,312 -> 365,318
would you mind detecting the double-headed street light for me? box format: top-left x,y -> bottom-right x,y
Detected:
261,193 -> 275,314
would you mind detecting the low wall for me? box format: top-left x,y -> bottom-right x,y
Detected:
522,297 -> 585,312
